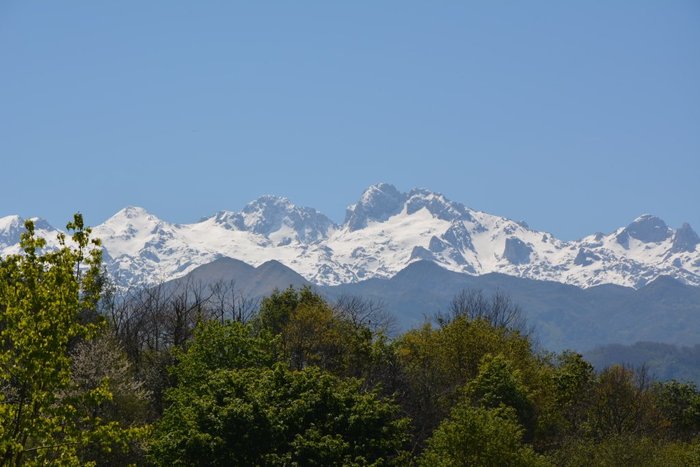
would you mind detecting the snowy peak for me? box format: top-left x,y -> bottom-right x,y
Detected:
209,210 -> 245,231
239,195 -> 335,244
31,218 -> 55,232
206,195 -> 336,244
0,215 -> 57,244
344,183 -> 407,231
0,215 -> 60,254
405,188 -> 472,222
0,215 -> 25,247
98,206 -> 166,237
344,183 -> 473,231
113,206 -> 154,220
616,214 -> 672,247
2,185 -> 699,290
93,206 -> 172,259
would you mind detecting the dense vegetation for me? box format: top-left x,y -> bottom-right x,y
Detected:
1,217 -> 699,465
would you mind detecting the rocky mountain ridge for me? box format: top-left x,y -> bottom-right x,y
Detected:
1,183 -> 698,289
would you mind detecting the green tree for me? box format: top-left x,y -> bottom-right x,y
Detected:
151,319 -> 409,465
465,354 -> 535,436
70,331 -> 151,464
652,380 -> 700,441
419,404 -> 549,467
170,319 -> 278,388
152,363 -> 409,465
0,215 -> 143,465
551,352 -> 595,434
525,350 -> 596,452
590,365 -> 660,439
395,317 -> 540,445
255,286 -> 325,335
549,435 -> 700,467
254,287 -> 387,382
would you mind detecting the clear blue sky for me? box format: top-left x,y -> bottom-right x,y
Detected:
1,1 -> 698,240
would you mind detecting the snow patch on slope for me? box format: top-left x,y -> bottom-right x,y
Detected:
3,184 -> 699,289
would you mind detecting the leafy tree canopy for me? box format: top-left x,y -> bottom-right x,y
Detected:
152,362 -> 410,465
419,404 -> 549,467
0,215 -> 144,466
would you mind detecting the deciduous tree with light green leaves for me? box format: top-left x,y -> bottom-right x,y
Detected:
419,404 -> 550,467
0,215 -> 145,466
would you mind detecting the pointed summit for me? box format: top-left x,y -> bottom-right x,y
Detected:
671,223 -> 700,253
242,195 -> 296,216
344,183 -> 407,231
240,195 -> 335,243
617,214 -> 672,246
0,215 -> 25,247
95,206 -> 166,245
209,210 -> 245,230
0,215 -> 57,248
108,206 -> 159,222
405,188 -> 471,221
0,214 -> 23,231
344,184 -> 474,231
3,186 -> 699,291
121,206 -> 149,217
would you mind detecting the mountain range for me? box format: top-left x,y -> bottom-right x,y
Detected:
2,183 -> 698,290
149,256 -> 700,353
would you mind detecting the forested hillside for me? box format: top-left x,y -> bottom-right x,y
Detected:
1,218 -> 699,465
585,342 -> 700,386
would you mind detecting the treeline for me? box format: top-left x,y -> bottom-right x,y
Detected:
1,217 -> 700,466
586,341 -> 700,386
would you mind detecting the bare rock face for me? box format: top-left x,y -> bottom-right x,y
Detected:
617,215 -> 672,247
239,195 -> 335,243
503,237 -> 532,265
344,183 -> 407,231
671,223 -> 700,253
441,221 -> 475,253
574,248 -> 601,267
410,246 -> 435,262
405,188 -> 471,222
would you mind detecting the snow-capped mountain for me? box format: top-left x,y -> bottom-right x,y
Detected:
0,215 -> 63,254
2,183 -> 699,289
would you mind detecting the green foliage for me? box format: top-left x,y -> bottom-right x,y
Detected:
552,351 -> 596,425
255,287 -> 388,382
528,351 -> 597,451
0,215 -> 144,465
171,319 -> 278,387
589,365 -> 661,439
5,229 -> 700,467
151,317 -> 409,465
151,362 -> 410,465
282,298 -> 347,371
465,354 -> 535,434
255,286 -> 325,335
549,435 -> 700,467
419,404 -> 550,467
395,316 -> 541,444
144,290 -> 700,464
652,380 -> 700,440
